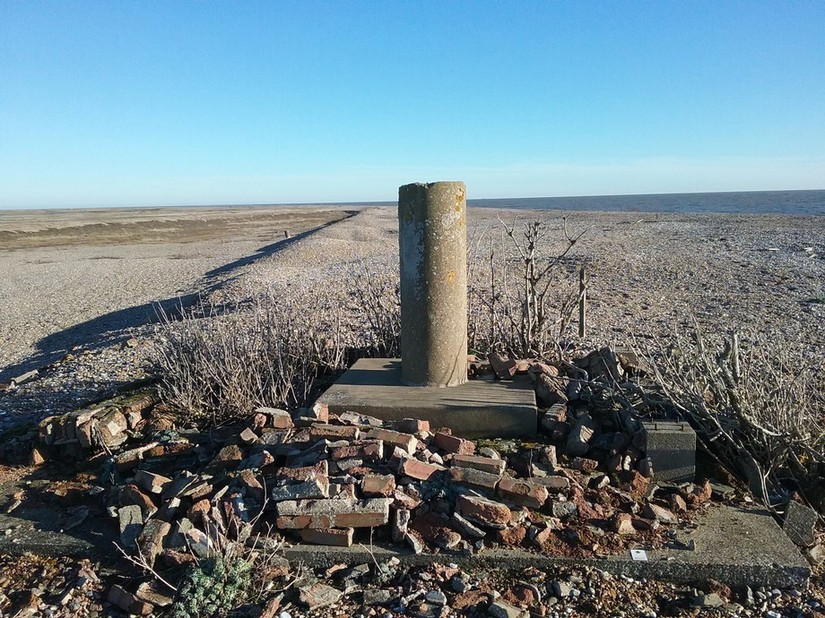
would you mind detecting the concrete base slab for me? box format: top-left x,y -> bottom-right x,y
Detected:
318,358 -> 538,439
281,505 -> 810,588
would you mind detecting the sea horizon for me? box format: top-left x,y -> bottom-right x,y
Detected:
2,188 -> 824,217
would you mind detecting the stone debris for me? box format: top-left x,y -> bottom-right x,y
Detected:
7,351 -> 813,617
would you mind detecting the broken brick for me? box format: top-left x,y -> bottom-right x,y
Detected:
434,431 -> 475,455
361,473 -> 396,497
398,457 -> 445,481
643,503 -> 679,524
137,519 -> 171,567
239,427 -> 259,444
118,505 -> 143,551
496,525 -> 527,546
456,494 -> 511,528
300,527 -> 354,547
570,457 -> 599,473
108,585 -> 152,616
276,460 -> 328,483
276,498 -> 391,529
97,409 -> 129,447
392,508 -> 410,542
365,428 -> 418,454
534,475 -> 570,492
310,424 -> 360,441
497,477 -> 549,508
450,512 -> 486,539
453,453 -> 506,475
448,466 -> 501,490
398,418 -> 430,434
271,476 -> 330,502
612,512 -> 635,535
209,444 -> 244,469
239,450 -> 275,470
488,353 -> 518,379
255,407 -> 294,429
331,440 -> 383,461
119,484 -> 157,519
134,470 -> 172,495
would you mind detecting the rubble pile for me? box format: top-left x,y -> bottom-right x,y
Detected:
6,349 -> 740,614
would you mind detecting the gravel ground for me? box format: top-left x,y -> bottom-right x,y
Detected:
1,206 -> 823,432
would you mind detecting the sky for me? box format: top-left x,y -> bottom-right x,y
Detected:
1,1 -> 824,208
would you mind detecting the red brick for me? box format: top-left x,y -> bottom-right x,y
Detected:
276,498 -> 391,529
276,460 -> 328,482
620,470 -> 650,500
398,418 -> 430,434
255,407 -> 294,429
433,432 -> 475,455
456,494 -> 511,528
488,353 -> 518,379
134,470 -> 172,495
137,520 -> 171,567
239,427 -> 259,444
310,402 -> 329,422
108,585 -> 152,616
612,512 -> 635,535
209,444 -> 244,468
310,424 -> 360,441
271,476 -> 329,502
300,527 -> 354,547
497,477 -> 549,508
365,428 -> 417,454
398,457 -> 445,481
361,474 -> 396,497
119,484 -> 157,518
448,466 -> 500,490
452,454 -> 506,475
330,440 -> 383,461
496,525 -> 527,546
392,487 -> 423,510
570,457 -> 599,473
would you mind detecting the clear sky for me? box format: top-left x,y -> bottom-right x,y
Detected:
1,1 -> 824,208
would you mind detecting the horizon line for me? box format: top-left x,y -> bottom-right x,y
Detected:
2,187 -> 824,212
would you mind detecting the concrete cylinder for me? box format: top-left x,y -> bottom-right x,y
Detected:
398,181 -> 468,387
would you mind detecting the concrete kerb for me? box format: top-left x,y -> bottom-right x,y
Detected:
0,498 -> 810,589
281,506 -> 810,589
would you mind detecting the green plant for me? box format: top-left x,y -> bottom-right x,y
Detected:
170,555 -> 252,618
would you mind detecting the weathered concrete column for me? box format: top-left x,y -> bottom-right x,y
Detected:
398,181 -> 468,387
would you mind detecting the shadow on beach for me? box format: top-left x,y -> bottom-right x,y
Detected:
0,214 -> 356,385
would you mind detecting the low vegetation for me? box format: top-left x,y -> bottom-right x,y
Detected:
150,216 -> 823,516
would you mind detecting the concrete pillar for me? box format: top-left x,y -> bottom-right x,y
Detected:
398,181 -> 468,387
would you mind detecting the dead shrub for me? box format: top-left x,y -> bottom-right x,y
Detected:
468,216 -> 586,358
643,327 -> 825,514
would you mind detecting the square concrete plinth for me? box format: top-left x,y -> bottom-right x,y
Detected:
318,358 -> 537,439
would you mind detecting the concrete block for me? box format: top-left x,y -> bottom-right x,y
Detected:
318,358 -> 537,439
783,500 -> 817,547
641,420 -> 696,483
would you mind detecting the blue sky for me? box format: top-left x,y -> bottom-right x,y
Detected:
1,1 -> 824,208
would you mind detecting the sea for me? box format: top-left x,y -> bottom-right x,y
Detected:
466,190 -> 825,217
343,190 -> 825,216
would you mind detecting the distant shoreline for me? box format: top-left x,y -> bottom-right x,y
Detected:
2,188 -> 824,216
